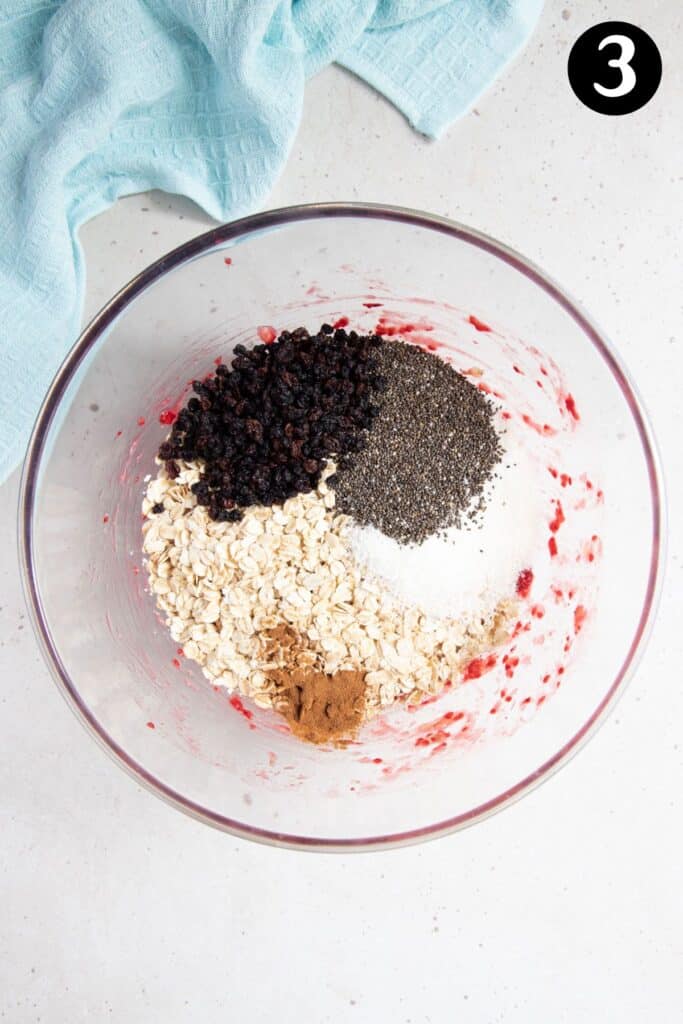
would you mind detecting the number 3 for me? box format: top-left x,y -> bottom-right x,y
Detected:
594,34 -> 637,97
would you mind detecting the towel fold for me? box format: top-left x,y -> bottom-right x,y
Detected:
0,0 -> 542,479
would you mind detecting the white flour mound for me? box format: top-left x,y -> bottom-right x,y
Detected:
347,436 -> 542,620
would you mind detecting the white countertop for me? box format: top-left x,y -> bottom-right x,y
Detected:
2,3 -> 682,1020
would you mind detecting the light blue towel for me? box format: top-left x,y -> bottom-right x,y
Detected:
0,0 -> 542,480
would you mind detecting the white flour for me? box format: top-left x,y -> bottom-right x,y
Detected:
347,435 -> 543,619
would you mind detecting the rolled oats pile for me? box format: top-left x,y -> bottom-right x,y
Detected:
143,461 -> 514,724
142,325 -> 513,744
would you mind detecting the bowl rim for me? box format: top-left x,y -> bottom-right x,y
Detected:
18,201 -> 666,852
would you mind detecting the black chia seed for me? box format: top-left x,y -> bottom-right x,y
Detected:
158,326 -> 385,521
332,341 -> 502,544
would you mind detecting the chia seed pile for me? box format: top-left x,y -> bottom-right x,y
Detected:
143,323 -> 516,746
332,340 -> 502,544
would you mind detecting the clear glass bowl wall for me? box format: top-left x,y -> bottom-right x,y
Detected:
20,207 -> 662,849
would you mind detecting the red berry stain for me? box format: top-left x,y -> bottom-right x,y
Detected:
548,466 -> 558,478
223,256 -> 232,265
375,319 -> 416,337
115,430 -> 122,438
172,658 -> 180,669
463,653 -> 497,680
574,605 -> 588,634
582,534 -> 602,563
548,536 -> 558,557
159,409 -> 176,425
363,301 -> 383,308
565,394 -> 580,420
468,315 -> 491,332
214,356 -> 223,365
523,414 -> 556,436
146,721 -> 155,729
176,648 -> 184,656
229,695 -> 254,721
502,654 -> 520,679
257,325 -> 277,344
137,417 -> 146,426
549,500 -> 565,533
372,757 -> 383,764
541,366 -> 549,376
513,365 -> 524,375
531,604 -> 545,619
502,411 -> 512,420
415,727 -> 451,749
560,473 -> 572,488
102,514 -> 109,524
542,674 -> 551,684
477,382 -> 493,395
332,316 -> 349,329
417,711 -> 465,744
551,585 -> 564,603
516,568 -> 534,599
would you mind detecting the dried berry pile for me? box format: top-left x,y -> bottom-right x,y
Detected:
158,326 -> 385,521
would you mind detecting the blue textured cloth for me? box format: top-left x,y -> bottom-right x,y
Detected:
0,0 -> 542,479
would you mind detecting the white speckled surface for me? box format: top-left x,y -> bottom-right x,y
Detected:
2,3 -> 682,1020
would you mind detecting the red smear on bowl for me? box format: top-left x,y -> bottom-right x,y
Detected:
257,325 -> 277,344
463,654 -> 497,680
516,568 -> 534,599
549,501 -> 565,533
574,605 -> 587,634
565,394 -> 580,420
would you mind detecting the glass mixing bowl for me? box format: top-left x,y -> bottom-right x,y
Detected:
19,204 -> 664,850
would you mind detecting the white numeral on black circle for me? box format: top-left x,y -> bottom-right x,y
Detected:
594,34 -> 637,97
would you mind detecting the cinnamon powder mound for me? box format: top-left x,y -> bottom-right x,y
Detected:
263,626 -> 366,746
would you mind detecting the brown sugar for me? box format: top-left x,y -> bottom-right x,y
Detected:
262,626 -> 366,746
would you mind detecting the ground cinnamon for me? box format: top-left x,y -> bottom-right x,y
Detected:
262,626 -> 366,746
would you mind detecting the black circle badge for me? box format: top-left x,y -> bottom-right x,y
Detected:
568,21 -> 662,115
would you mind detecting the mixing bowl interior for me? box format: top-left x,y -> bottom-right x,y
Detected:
20,206 -> 662,848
